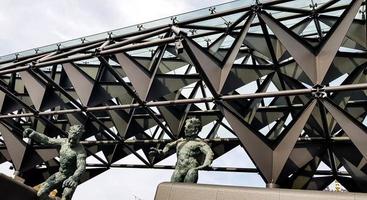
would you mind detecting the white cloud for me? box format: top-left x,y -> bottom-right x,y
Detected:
0,0 -> 232,55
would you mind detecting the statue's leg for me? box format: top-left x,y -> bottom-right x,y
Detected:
184,168 -> 198,183
38,172 -> 66,200
170,168 -> 186,182
61,187 -> 75,200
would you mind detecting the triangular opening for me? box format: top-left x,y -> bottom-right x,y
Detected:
317,161 -> 332,171
86,151 -> 108,164
214,120 -> 238,139
212,146 -> 256,168
114,149 -> 147,165
324,180 -> 347,192
155,153 -> 177,166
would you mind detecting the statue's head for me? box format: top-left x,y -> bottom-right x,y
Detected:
67,125 -> 84,146
184,118 -> 201,138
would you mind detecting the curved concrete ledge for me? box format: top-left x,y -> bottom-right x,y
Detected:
0,173 -> 38,200
154,182 -> 367,200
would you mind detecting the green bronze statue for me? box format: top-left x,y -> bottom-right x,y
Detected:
23,125 -> 87,200
151,118 -> 214,183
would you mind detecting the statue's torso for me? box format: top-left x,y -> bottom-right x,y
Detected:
176,139 -> 203,168
59,143 -> 83,175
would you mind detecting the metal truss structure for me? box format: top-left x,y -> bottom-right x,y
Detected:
0,0 -> 366,192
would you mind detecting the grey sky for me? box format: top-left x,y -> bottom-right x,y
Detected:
0,1 -> 269,199
0,0 -> 236,55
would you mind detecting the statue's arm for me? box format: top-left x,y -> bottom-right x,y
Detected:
23,128 -> 63,145
63,149 -> 87,188
196,143 -> 214,170
150,139 -> 180,156
73,150 -> 87,180
161,139 -> 180,155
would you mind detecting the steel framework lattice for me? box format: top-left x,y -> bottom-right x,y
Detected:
0,0 -> 366,192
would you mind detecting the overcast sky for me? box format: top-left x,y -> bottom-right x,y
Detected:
0,0 -> 243,56
0,1 -> 270,199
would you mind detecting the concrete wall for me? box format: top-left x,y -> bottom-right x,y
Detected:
155,182 -> 367,200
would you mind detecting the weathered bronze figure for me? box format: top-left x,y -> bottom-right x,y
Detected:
23,125 -> 86,200
151,118 -> 214,183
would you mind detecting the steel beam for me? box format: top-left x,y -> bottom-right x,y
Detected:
2,82 -> 367,119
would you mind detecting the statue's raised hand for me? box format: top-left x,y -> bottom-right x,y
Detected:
23,128 -> 34,138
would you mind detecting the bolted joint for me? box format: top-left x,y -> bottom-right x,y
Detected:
28,61 -> 37,70
81,106 -> 88,112
309,3 -> 318,10
137,24 -> 144,31
33,110 -> 40,118
310,10 -> 319,18
15,53 -> 19,61
209,7 -> 216,14
141,100 -> 148,108
189,29 -> 197,36
94,48 -> 101,56
171,25 -> 181,35
213,96 -> 223,104
312,84 -> 327,98
170,16 -> 178,24
132,89 -> 139,95
175,38 -> 184,54
251,4 -> 262,12
107,32 -> 113,39
224,21 -> 232,28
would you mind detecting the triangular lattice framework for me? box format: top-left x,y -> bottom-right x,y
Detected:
0,0 -> 366,191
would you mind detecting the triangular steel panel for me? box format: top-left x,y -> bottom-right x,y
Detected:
35,148 -> 59,162
322,99 -> 367,160
272,100 -> 317,182
181,14 -> 255,94
157,95 -> 191,137
319,15 -> 367,49
0,122 -> 48,172
107,106 -> 131,138
225,64 -> 274,93
20,71 -> 64,111
315,0 -> 363,84
258,12 -> 317,83
0,122 -> 27,171
219,102 -> 273,181
278,143 -> 325,188
219,14 -> 255,92
147,74 -> 199,101
115,52 -> 151,101
182,35 -> 222,93
208,33 -> 227,55
333,143 -> 367,192
219,99 -> 316,183
98,63 -> 118,82
63,63 -> 111,106
0,91 -> 22,114
19,71 -> 46,110
259,0 -> 363,84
